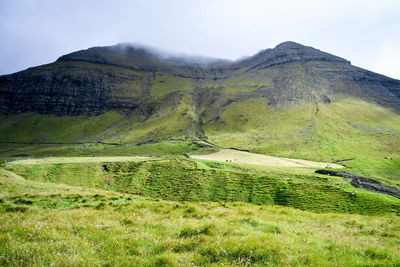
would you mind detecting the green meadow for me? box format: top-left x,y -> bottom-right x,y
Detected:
1,167 -> 399,266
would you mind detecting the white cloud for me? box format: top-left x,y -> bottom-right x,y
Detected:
0,0 -> 399,79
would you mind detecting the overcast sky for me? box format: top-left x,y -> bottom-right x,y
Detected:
0,0 -> 399,79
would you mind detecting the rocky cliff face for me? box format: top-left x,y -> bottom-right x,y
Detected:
4,71 -> 108,113
238,41 -> 351,70
0,63 -> 140,115
1,41 -> 399,117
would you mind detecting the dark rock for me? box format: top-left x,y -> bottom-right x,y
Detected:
315,169 -> 400,199
321,95 -> 331,104
241,41 -> 351,71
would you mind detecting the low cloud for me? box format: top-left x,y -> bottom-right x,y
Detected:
0,0 -> 399,78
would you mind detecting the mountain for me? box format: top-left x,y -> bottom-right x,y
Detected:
0,41 -> 399,169
1,41 -> 399,116
2,41 -> 400,266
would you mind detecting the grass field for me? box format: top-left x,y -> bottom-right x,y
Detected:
191,149 -> 344,168
1,149 -> 399,266
7,156 -> 151,165
0,168 -> 399,266
8,148 -> 343,168
0,141 -> 199,158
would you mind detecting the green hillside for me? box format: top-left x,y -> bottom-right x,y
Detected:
204,98 -> 400,168
1,97 -> 399,187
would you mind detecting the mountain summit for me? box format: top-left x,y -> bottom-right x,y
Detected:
239,41 -> 350,70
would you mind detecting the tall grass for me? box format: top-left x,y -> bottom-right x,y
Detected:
1,196 -> 399,266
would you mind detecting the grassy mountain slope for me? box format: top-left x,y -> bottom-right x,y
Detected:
1,42 -> 399,144
2,96 -> 398,187
0,111 -> 124,143
204,98 -> 400,168
1,42 -> 399,150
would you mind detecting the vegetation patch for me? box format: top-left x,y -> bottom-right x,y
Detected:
4,159 -> 400,216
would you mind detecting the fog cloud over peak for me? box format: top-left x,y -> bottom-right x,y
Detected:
0,0 -> 399,78
73,42 -> 233,66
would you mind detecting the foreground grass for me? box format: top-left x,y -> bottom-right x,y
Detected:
1,162 -> 399,266
1,197 -> 399,266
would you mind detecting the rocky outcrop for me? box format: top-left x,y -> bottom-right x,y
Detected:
315,169 -> 400,199
240,41 -> 350,71
0,63 -> 140,115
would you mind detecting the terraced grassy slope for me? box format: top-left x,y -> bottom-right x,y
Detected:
5,158 -> 399,216
1,166 -> 400,266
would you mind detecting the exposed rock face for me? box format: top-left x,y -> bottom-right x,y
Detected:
240,41 -> 351,70
315,169 -> 400,199
0,64 -> 140,115
1,41 -> 400,116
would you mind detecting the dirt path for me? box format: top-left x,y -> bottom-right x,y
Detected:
191,149 -> 344,169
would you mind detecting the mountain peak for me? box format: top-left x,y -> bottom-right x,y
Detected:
56,43 -> 231,72
242,41 -> 350,70
274,41 -> 304,48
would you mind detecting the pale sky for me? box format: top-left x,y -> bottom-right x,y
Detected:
0,0 -> 399,79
